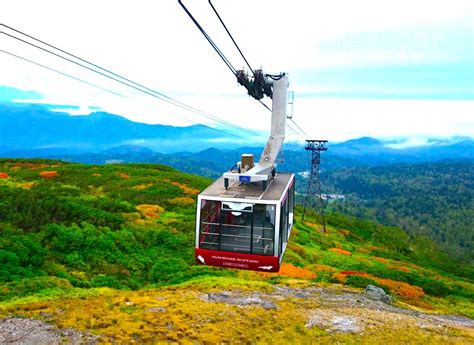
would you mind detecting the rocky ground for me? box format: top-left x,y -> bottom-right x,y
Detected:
205,286 -> 474,333
0,317 -> 98,344
1,285 -> 472,343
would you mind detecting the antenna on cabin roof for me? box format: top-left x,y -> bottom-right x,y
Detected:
302,140 -> 328,232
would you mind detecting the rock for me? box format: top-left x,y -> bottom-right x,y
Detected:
305,315 -> 323,329
294,291 -> 310,299
365,285 -> 393,304
330,316 -> 362,333
206,292 -> 276,310
305,311 -> 363,334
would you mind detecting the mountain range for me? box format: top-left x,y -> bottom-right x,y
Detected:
1,103 -> 473,166
0,103 -> 248,155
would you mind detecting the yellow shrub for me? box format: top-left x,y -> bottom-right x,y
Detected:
136,204 -> 164,219
169,197 -> 195,206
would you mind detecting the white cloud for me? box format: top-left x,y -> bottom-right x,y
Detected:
385,138 -> 434,149
1,0 -> 473,142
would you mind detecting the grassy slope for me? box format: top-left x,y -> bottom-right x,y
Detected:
0,159 -> 473,342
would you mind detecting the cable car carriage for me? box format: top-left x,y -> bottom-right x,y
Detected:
195,74 -> 294,272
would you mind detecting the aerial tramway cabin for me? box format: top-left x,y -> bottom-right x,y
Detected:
195,171 -> 295,272
194,73 -> 295,272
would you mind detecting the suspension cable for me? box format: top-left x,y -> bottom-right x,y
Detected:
0,26 -> 260,137
177,1 -> 237,76
0,23 -> 252,134
0,50 -> 127,99
208,0 -> 255,77
289,118 -> 309,138
0,49 -> 246,140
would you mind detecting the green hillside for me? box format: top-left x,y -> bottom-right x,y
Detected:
0,159 -> 472,342
323,161 -> 474,262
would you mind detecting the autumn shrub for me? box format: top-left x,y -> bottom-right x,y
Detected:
278,263 -> 316,279
329,248 -> 352,255
166,179 -> 199,195
330,272 -> 348,284
372,256 -> 389,264
168,197 -> 195,206
0,172 -> 9,178
39,171 -> 58,179
392,265 -> 411,273
364,265 -> 451,297
136,204 -> 164,219
375,278 -> 425,298
307,264 -> 336,273
408,275 -> 450,297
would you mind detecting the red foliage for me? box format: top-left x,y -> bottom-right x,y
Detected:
0,172 -> 9,179
376,278 -> 425,298
340,271 -> 368,276
392,266 -> 411,273
39,171 -> 58,179
278,263 -> 316,279
329,248 -> 352,256
372,256 -> 389,264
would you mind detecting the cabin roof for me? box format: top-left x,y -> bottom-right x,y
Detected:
199,172 -> 294,202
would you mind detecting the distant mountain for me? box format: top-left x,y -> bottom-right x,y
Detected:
100,145 -> 155,155
0,103 -> 245,154
1,102 -> 473,169
49,145 -> 360,180
329,136 -> 474,164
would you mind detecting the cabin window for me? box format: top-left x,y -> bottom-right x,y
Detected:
288,181 -> 295,225
252,204 -> 275,256
279,193 -> 290,255
220,206 -> 253,254
199,200 -> 221,250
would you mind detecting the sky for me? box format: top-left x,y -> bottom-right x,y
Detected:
1,0 -> 473,144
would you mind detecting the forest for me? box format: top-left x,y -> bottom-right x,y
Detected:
322,161 -> 474,262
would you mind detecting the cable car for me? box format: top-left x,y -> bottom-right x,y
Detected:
195,73 -> 295,272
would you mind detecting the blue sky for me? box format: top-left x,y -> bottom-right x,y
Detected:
294,63 -> 474,100
1,0 -> 473,143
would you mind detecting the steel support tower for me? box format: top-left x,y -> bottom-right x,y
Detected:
302,140 -> 328,231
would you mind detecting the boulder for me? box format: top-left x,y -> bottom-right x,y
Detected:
364,284 -> 393,304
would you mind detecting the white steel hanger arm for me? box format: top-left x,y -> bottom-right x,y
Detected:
223,74 -> 289,187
